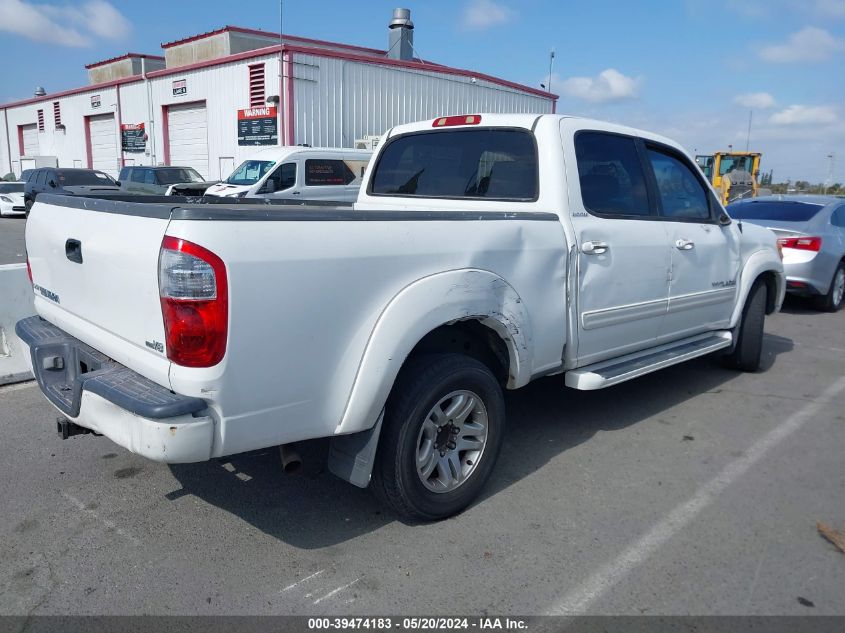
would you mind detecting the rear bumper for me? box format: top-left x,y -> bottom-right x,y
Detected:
15,316 -> 214,463
783,259 -> 831,295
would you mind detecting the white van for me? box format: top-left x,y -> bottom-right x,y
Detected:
204,146 -> 372,201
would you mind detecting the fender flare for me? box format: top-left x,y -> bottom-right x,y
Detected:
334,269 -> 532,436
730,249 -> 785,328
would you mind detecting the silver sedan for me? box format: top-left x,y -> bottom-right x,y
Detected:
727,195 -> 845,312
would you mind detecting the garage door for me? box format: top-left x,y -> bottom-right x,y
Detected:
167,103 -> 209,178
88,114 -> 118,176
20,124 -> 38,156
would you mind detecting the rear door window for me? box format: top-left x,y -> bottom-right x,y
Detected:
574,132 -> 651,216
370,128 -> 538,200
646,147 -> 711,220
144,170 -> 157,184
305,159 -> 357,186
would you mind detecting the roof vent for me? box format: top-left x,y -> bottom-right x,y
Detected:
388,8 -> 414,61
34,86 -> 46,97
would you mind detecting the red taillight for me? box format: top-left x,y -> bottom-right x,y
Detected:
26,256 -> 32,284
777,236 -> 822,252
432,114 -> 482,127
159,236 -> 228,368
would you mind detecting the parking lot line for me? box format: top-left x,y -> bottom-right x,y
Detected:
282,569 -> 325,592
313,578 -> 360,605
60,491 -> 140,546
545,375 -> 845,615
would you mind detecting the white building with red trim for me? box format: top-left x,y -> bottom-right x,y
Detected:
0,13 -> 556,180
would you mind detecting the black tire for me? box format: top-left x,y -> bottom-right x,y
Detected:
24,199 -> 32,218
813,263 -> 845,313
372,353 -> 505,521
723,280 -> 767,371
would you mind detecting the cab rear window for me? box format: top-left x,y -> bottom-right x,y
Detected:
370,128 -> 538,201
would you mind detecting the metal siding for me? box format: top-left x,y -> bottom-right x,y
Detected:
148,54 -> 281,179
292,53 -> 553,147
3,87 -> 117,177
0,48 -> 550,179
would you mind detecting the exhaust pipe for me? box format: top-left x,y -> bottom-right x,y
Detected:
279,443 -> 302,474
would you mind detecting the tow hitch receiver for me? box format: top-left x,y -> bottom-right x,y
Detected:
56,417 -> 99,440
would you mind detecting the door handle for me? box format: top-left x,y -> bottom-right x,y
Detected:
581,240 -> 609,255
65,239 -> 83,264
675,239 -> 695,250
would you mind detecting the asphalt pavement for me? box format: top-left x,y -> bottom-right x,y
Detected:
0,217 -> 26,265
1,297 -> 843,616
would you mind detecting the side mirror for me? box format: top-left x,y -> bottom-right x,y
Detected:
114,181 -> 121,187
718,212 -> 732,226
259,178 -> 277,194
48,179 -> 57,188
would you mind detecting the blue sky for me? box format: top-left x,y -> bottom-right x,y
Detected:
1,0 -> 843,182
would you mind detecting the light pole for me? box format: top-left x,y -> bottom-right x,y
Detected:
279,0 -> 284,145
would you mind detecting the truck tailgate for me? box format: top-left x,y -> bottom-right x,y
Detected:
25,195 -> 174,387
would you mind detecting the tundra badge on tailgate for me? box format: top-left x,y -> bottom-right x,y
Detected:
33,284 -> 60,304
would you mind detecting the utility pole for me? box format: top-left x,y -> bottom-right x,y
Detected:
745,110 -> 752,152
279,0 -> 284,145
547,49 -> 555,94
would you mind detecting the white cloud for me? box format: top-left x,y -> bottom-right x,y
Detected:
721,0 -> 845,19
462,0 -> 513,30
734,92 -> 776,109
557,69 -> 642,104
813,0 -> 845,17
759,27 -> 845,63
769,104 -> 839,125
0,0 -> 130,47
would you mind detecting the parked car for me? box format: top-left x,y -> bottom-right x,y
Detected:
204,146 -> 372,202
727,195 -> 845,311
117,166 -> 218,197
19,169 -> 34,183
23,168 -> 119,216
19,113 -> 784,520
0,182 -> 26,217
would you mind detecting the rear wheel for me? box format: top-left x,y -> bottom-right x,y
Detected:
723,280 -> 767,372
813,263 -> 845,313
372,353 -> 505,521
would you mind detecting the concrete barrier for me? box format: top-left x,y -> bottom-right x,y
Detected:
0,263 -> 35,385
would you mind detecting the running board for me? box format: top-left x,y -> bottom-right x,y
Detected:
565,331 -> 733,390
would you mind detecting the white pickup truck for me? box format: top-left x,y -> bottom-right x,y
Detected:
18,114 -> 784,520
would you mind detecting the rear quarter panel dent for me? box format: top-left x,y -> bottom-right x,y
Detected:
334,269 -> 534,436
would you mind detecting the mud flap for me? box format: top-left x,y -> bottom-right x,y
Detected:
328,410 -> 384,488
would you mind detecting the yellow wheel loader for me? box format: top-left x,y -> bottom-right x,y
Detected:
695,152 -> 761,206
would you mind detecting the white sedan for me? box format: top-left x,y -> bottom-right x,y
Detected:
0,182 -> 26,217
